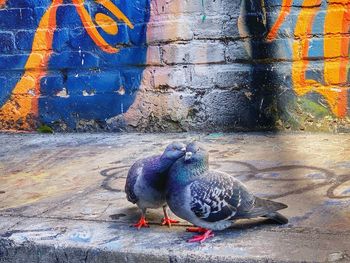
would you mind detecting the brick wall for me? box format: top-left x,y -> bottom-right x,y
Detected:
0,0 -> 349,132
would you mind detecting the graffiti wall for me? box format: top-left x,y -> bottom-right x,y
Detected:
268,0 -> 349,118
0,0 -> 349,132
239,0 -> 350,131
0,0 -> 150,131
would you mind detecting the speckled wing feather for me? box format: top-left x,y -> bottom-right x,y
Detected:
189,171 -> 254,223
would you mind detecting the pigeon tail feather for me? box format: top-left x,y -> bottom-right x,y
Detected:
255,197 -> 287,211
262,211 -> 289,224
243,197 -> 287,218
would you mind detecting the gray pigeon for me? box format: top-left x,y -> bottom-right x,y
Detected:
166,142 -> 288,242
125,142 -> 186,229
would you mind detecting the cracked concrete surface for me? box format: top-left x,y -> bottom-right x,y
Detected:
0,132 -> 350,262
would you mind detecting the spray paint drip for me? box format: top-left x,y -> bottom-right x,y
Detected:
201,0 -> 206,21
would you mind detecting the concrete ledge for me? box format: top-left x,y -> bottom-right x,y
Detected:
1,133 -> 350,262
1,216 -> 350,263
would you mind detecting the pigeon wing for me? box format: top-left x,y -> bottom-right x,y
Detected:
125,162 -> 142,204
189,173 -> 243,223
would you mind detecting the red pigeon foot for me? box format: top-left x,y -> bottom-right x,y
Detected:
187,229 -> 214,243
133,216 -> 149,229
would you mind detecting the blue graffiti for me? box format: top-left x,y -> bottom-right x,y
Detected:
0,0 -> 150,129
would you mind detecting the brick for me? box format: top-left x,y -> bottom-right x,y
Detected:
33,7 -> 47,23
302,61 -> 323,84
189,65 -> 216,89
151,0 -> 189,15
162,41 -> 225,65
191,64 -> 252,90
147,20 -> 193,43
214,64 -> 252,89
306,38 -> 324,59
68,28 -> 92,51
264,0 -> 312,7
116,1 -> 150,24
230,39 -> 293,61
153,66 -> 191,88
222,18 -> 242,39
225,40 -> 250,62
40,73 -> 65,96
15,30 -> 39,51
0,32 -> 15,53
7,0 -> 49,8
122,68 -> 145,92
264,0 -> 292,7
52,29 -> 70,52
146,46 -> 162,66
0,54 -> 30,70
55,4 -> 83,29
0,8 -> 36,30
98,46 -> 147,68
129,23 -> 146,46
312,10 -> 326,36
151,0 -> 241,16
192,15 -> 240,39
49,51 -> 99,70
306,36 -> 350,60
66,70 -> 122,95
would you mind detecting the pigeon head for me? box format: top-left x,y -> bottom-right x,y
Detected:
161,142 -> 186,161
168,142 -> 209,183
184,142 -> 209,166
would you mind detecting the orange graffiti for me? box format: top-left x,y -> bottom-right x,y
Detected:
0,0 -> 134,130
267,0 -> 349,117
95,13 -> 118,35
0,0 -> 62,129
73,0 -> 118,53
323,1 -> 349,117
94,0 -> 134,29
266,0 -> 293,41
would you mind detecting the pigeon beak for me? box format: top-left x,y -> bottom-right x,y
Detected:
184,152 -> 192,161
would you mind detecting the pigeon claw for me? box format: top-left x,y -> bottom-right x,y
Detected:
133,216 -> 149,229
161,217 -> 179,227
187,229 -> 214,243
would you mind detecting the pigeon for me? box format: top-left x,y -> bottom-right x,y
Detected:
166,142 -> 288,242
125,142 -> 186,229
